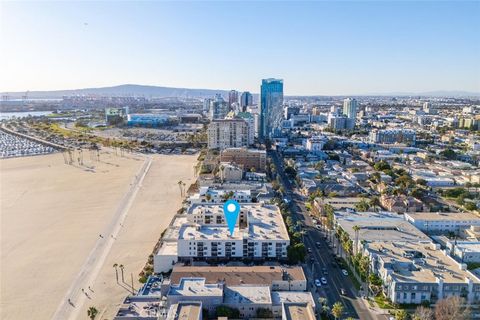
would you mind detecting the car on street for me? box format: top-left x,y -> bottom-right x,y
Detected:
316,241 -> 321,247
340,288 -> 346,295
307,247 -> 312,253
310,257 -> 315,263
314,279 -> 322,287
322,267 -> 328,275
341,269 -> 349,276
320,277 -> 327,285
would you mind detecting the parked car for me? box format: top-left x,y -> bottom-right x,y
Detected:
341,269 -> 349,276
315,279 -> 322,287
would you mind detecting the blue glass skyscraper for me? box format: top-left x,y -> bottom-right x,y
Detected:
260,78 -> 283,140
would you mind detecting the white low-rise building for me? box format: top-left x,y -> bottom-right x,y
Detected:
404,212 -> 480,234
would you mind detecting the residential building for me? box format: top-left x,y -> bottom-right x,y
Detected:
209,94 -> 229,120
220,148 -> 267,172
328,113 -> 355,131
305,136 -> 326,153
260,78 -> 284,140
167,265 -> 307,291
228,90 -> 239,108
219,162 -> 243,182
366,241 -> 480,304
369,129 -> 416,145
284,106 -> 300,120
207,119 -> 251,149
446,240 -> 480,263
343,98 -> 358,119
404,211 -> 480,234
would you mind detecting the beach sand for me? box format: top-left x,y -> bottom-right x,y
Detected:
0,150 -> 197,320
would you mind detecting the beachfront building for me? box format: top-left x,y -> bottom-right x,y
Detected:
154,203 -> 290,272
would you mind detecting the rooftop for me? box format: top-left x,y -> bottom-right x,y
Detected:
283,303 -> 316,320
168,278 -> 223,298
405,211 -> 480,222
180,203 -> 289,241
166,302 -> 202,320
368,241 -> 480,284
334,211 -> 431,243
224,285 -> 272,305
170,265 -> 305,286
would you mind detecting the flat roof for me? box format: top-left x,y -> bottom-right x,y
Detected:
405,211 -> 480,222
168,278 -> 223,297
271,291 -> 315,306
283,303 -> 316,320
180,203 -> 289,241
170,266 -> 305,286
224,285 -> 272,305
167,302 -> 202,320
368,241 -> 480,284
334,211 -> 431,243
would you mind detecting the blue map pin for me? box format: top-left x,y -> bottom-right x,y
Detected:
223,199 -> 240,236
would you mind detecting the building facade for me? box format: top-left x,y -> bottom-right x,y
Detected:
220,148 -> 267,172
240,91 -> 253,111
207,119 -> 251,149
343,98 -> 358,119
260,78 -> 284,140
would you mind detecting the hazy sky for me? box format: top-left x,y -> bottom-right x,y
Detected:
1,1 -> 479,95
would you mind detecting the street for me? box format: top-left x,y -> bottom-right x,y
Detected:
270,150 -> 384,320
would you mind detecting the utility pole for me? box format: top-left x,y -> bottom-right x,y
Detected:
131,272 -> 135,294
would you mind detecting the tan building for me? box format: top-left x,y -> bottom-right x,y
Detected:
207,119 -> 252,149
168,265 -> 307,292
220,148 -> 267,172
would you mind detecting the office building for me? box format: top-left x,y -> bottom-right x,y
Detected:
207,119 -> 251,149
343,98 -> 358,119
369,129 -> 416,145
305,136 -> 326,153
208,94 -> 229,120
260,78 -> 284,140
240,91 -> 253,111
228,90 -> 239,108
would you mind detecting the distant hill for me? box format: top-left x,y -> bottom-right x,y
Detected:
1,84 -> 232,99
2,84 -> 479,99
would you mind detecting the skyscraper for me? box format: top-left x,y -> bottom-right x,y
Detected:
228,90 -> 239,109
260,78 -> 284,140
209,94 -> 229,120
240,91 -> 253,111
343,98 -> 358,119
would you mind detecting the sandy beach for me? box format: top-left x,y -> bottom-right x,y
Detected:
0,150 -> 197,320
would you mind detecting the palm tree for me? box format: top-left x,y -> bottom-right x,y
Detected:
219,165 -> 225,183
331,302 -> 344,320
119,264 -> 125,283
113,263 -> 118,283
182,182 -> 186,196
369,196 -> 381,212
353,225 -> 361,255
87,306 -> 98,320
177,180 -> 184,197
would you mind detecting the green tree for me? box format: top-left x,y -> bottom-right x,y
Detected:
465,202 -> 477,211
287,243 -> 306,264
331,302 -> 344,320
374,161 -> 391,171
87,306 -> 98,320
355,200 -> 370,212
369,196 -> 381,212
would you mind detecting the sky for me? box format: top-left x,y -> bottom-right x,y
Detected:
1,1 -> 479,95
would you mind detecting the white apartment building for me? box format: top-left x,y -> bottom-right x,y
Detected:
177,203 -> 289,261
404,212 -> 480,234
366,241 -> 480,305
305,136 -> 326,153
207,119 -> 251,149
